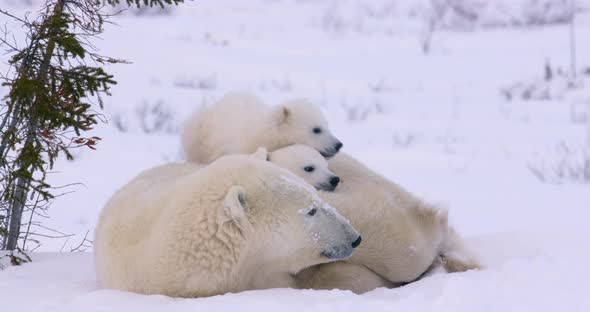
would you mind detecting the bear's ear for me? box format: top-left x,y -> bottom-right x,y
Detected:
218,185 -> 249,228
273,106 -> 290,125
252,147 -> 269,161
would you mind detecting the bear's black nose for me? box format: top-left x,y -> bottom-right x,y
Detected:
330,176 -> 340,187
351,235 -> 362,248
334,141 -> 343,152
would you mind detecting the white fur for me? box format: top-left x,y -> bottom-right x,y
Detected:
181,92 -> 342,164
296,261 -> 397,294
267,145 -> 340,191
94,154 -> 360,297
263,146 -> 481,293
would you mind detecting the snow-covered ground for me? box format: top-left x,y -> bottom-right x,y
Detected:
2,0 -> 590,310
2,231 -> 590,311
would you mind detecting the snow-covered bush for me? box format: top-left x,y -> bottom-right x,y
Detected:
135,100 -> 177,134
434,0 -> 576,29
528,142 -> 590,183
111,100 -> 178,134
500,63 -> 589,102
311,0 -> 585,36
173,74 -> 218,90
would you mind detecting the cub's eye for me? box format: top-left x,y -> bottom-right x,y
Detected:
312,127 -> 322,134
304,166 -> 315,172
307,208 -> 317,216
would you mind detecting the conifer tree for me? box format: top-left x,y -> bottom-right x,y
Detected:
0,0 -> 184,265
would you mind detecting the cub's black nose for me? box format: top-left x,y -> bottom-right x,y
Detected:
351,236 -> 362,248
330,176 -> 340,187
334,141 -> 343,152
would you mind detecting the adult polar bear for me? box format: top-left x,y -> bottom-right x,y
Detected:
94,154 -> 361,297
181,92 -> 343,164
264,145 -> 481,293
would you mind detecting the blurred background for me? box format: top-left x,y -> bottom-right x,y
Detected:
1,0 -> 589,251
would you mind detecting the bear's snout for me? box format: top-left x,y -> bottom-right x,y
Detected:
317,176 -> 340,192
319,141 -> 343,158
351,235 -> 362,249
320,228 -> 361,260
321,245 -> 354,260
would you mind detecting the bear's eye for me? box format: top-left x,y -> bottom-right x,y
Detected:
304,166 -> 315,173
307,208 -> 317,216
312,127 -> 322,134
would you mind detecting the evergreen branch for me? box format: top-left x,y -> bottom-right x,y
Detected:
2,0 -> 186,260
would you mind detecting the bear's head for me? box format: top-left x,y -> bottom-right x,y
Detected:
210,155 -> 360,275
253,145 -> 340,192
272,99 -> 342,158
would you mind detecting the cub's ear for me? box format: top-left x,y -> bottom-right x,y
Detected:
252,147 -> 269,161
273,105 -> 290,125
218,185 -> 250,229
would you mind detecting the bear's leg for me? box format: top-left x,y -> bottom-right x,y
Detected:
296,261 -> 398,294
441,227 -> 482,273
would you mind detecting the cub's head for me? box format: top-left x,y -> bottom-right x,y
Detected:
272,99 -> 342,158
254,145 -> 340,192
211,155 -> 360,274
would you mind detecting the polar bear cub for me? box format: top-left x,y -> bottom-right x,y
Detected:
181,92 -> 343,164
259,145 -> 481,293
263,144 -> 341,191
94,154 -> 361,297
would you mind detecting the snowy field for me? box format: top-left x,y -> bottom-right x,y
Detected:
2,0 -> 590,310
